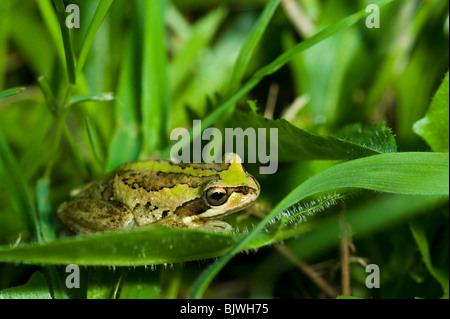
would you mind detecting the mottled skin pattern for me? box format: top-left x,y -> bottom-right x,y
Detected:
58,154 -> 260,234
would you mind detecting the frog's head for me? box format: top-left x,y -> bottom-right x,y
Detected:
196,153 -> 260,220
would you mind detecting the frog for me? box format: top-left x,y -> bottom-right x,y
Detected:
57,153 -> 260,234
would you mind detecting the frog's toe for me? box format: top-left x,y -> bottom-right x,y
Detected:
199,220 -> 232,233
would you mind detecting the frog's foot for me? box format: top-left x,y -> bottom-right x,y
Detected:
198,220 -> 232,233
58,199 -> 135,234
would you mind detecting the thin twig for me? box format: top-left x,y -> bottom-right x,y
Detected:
264,82 -> 279,119
339,204 -> 351,296
275,243 -> 338,298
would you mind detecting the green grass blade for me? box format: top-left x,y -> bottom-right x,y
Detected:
67,92 -> 114,108
141,0 -> 170,155
75,0 -> 114,78
37,76 -> 58,115
52,0 -> 76,84
253,0 -> 393,79
106,18 -> 142,171
86,118 -> 106,169
36,179 -> 55,243
225,0 -> 280,96
189,152 -> 449,298
0,87 -> 25,99
36,0 -> 65,66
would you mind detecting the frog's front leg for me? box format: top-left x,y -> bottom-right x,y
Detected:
57,199 -> 135,234
198,220 -> 232,233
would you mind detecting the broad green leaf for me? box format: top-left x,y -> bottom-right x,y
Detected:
0,227 -> 235,266
227,110 -> 396,162
335,122 -> 397,154
0,271 -> 51,299
413,72 -> 449,152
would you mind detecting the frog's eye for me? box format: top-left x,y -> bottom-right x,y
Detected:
205,187 -> 229,206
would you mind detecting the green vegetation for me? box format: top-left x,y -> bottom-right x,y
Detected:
0,0 -> 448,299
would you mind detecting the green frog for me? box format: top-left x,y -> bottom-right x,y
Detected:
58,153 -> 260,234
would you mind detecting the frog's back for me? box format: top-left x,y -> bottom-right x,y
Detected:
70,159 -> 229,201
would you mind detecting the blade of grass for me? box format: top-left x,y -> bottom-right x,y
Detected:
141,0 -> 170,155
37,76 -> 57,114
106,17 -> 142,171
36,0 -> 65,66
53,0 -> 76,84
225,0 -> 280,96
36,179 -> 55,243
86,117 -> 106,169
166,3 -> 192,42
160,0 -> 395,159
0,87 -> 25,100
0,0 -> 10,90
37,75 -> 89,179
189,151 -> 449,298
67,92 -> 114,108
75,0 -> 114,78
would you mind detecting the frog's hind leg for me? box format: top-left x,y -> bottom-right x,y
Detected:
58,199 -> 135,234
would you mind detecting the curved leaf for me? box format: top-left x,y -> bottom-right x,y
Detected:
0,227 -> 235,266
189,152 -> 449,298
